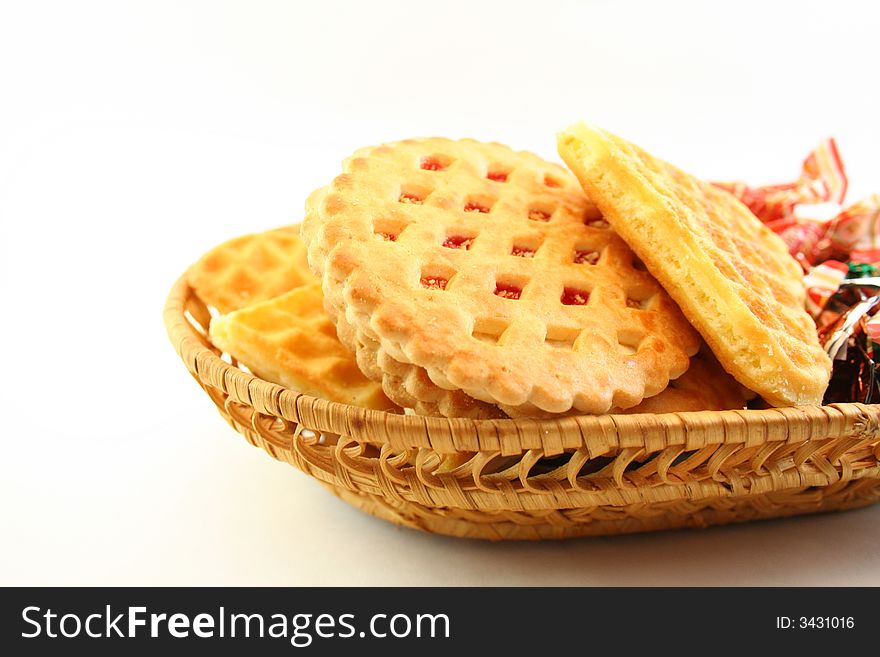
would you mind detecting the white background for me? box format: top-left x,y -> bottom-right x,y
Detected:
1,0 -> 879,585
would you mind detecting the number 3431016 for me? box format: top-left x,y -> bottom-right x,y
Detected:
776,617 -> 855,629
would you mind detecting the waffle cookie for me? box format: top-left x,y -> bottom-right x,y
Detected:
558,122 -> 832,406
209,283 -> 399,411
302,138 -> 702,415
188,226 -> 317,313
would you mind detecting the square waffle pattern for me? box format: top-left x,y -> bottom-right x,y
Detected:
558,122 -> 831,406
302,138 -> 701,414
209,283 -> 399,411
188,226 -> 317,314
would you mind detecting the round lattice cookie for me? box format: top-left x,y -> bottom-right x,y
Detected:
338,302 -> 751,419
345,314 -> 752,419
302,138 -> 701,414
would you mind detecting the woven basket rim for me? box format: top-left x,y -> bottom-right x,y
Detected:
165,273 -> 880,454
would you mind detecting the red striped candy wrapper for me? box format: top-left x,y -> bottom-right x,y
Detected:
827,194 -> 880,264
715,137 -> 848,226
803,260 -> 849,318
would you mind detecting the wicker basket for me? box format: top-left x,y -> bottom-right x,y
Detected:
165,274 -> 880,540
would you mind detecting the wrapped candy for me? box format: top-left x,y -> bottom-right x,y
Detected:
818,288 -> 880,403
827,194 -> 880,264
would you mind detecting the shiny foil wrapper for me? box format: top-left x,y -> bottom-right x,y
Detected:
817,280 -> 880,404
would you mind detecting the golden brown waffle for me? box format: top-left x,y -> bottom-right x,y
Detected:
558,122 -> 831,406
302,138 -> 701,415
209,283 -> 399,411
188,226 -> 317,313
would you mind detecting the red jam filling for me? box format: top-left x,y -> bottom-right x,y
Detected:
420,158 -> 446,171
443,235 -> 474,250
464,202 -> 490,213
420,276 -> 448,290
561,288 -> 589,305
494,283 -> 522,300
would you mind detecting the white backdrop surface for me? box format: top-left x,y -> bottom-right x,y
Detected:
1,0 -> 878,585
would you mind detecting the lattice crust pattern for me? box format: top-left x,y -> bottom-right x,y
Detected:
558,123 -> 831,406
302,138 -> 701,415
166,279 -> 880,540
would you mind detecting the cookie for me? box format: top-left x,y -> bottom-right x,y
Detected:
209,283 -> 399,411
188,226 -> 316,313
360,331 -> 752,418
616,346 -> 755,414
558,122 -> 831,405
302,138 -> 701,415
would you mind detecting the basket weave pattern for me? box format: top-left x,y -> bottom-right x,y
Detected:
166,275 -> 880,540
